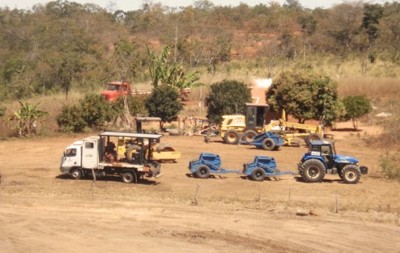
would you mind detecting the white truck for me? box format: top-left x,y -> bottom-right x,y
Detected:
59,131 -> 162,183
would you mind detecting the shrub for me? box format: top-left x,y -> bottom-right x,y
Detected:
56,104 -> 87,133
145,85 -> 183,127
380,153 -> 400,181
205,80 -> 252,123
78,94 -> 115,128
114,95 -> 147,116
342,95 -> 372,130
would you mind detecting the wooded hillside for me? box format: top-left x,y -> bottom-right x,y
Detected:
1,0 -> 399,100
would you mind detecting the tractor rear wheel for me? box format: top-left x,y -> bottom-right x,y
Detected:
300,159 -> 326,183
195,165 -> 210,179
262,138 -> 275,151
241,130 -> 257,144
224,130 -> 240,144
250,168 -> 266,181
341,165 -> 361,184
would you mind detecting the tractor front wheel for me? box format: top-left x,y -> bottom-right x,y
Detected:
300,159 -> 326,183
250,168 -> 266,181
341,165 -> 361,184
262,138 -> 275,151
195,165 -> 210,179
224,130 -> 240,144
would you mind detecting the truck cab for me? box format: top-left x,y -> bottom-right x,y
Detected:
101,81 -> 131,102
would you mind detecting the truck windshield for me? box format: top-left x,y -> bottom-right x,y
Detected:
65,148 -> 77,157
107,84 -> 120,91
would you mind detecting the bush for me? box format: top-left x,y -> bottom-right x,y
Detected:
145,85 -> 183,126
380,153 -> 400,181
56,93 -> 149,133
79,94 -> 115,128
342,95 -> 372,129
205,80 -> 252,123
56,105 -> 87,133
114,95 -> 147,116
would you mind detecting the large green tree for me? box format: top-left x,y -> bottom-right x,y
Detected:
145,85 -> 183,128
266,71 -> 342,124
205,80 -> 252,123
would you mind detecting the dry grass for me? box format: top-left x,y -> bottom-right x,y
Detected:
337,77 -> 400,100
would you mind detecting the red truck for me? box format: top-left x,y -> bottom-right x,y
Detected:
101,81 -> 131,102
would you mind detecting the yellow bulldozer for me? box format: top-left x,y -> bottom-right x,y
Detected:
220,103 -> 324,146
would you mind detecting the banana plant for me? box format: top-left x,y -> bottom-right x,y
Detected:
9,101 -> 49,137
148,46 -> 201,90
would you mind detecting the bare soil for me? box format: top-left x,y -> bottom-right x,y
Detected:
0,122 -> 399,252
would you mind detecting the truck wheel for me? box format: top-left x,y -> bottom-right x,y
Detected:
301,159 -> 325,183
195,165 -> 210,179
70,168 -> 83,180
121,171 -> 137,183
250,168 -> 266,181
262,138 -> 275,151
224,130 -> 239,144
242,130 -> 257,144
341,165 -> 361,184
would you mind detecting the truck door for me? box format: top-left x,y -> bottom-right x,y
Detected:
82,140 -> 99,169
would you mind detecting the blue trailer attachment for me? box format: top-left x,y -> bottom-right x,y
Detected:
250,132 -> 285,151
188,153 -> 240,178
243,155 -> 295,181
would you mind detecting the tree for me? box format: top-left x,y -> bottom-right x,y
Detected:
360,4 -> 384,73
342,95 -> 372,130
205,80 -> 252,123
266,71 -> 341,124
145,85 -> 183,128
9,101 -> 48,137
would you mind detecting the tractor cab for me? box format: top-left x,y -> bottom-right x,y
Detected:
308,140 -> 336,168
245,103 -> 269,131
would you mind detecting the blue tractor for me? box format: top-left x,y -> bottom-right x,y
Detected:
298,140 -> 368,184
243,156 -> 294,181
188,153 -> 240,178
249,131 -> 285,151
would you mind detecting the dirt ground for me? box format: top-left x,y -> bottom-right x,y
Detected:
0,122 -> 399,253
